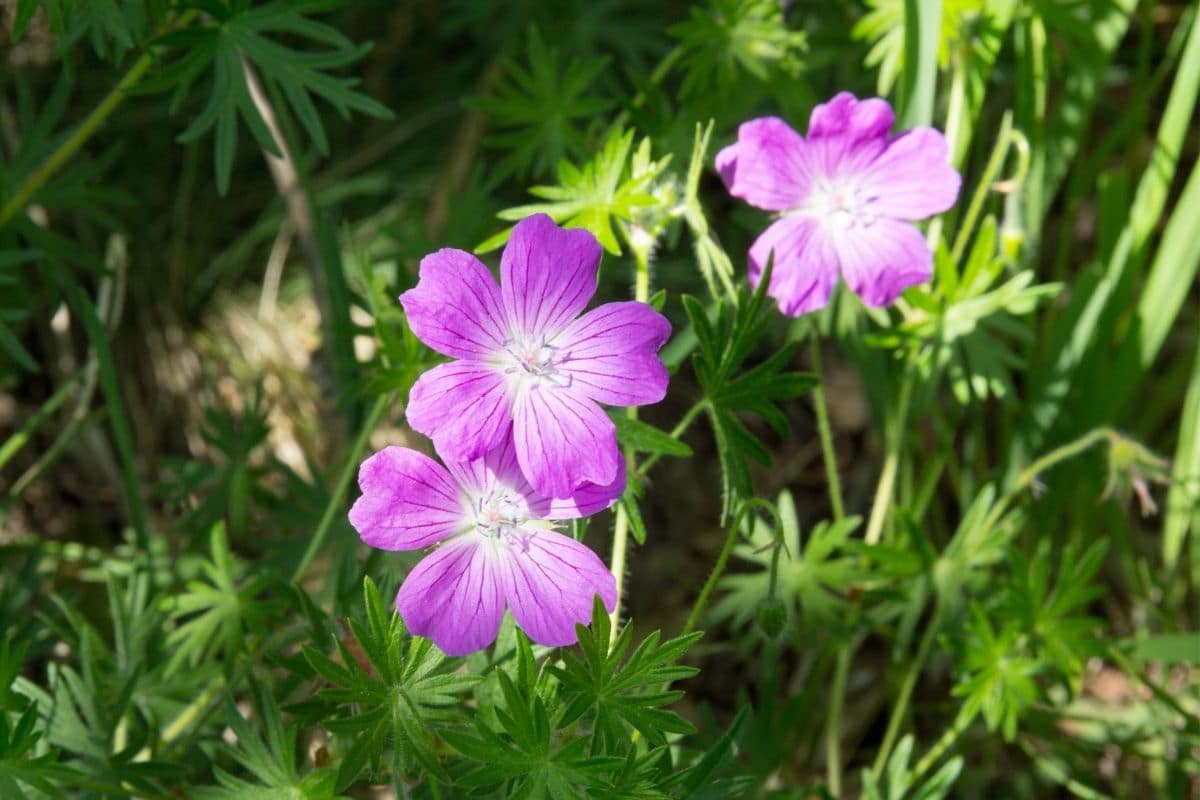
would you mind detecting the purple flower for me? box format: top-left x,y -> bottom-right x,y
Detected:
400,213 -> 671,499
348,438 -> 622,655
716,92 -> 961,316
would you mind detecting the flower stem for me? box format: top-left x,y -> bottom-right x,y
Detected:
910,705 -> 975,784
609,243 -> 653,641
825,643 -> 852,797
809,336 -> 845,521
864,371 -> 913,545
683,501 -> 740,636
870,604 -> 943,779
290,392 -> 392,585
809,329 -> 851,796
0,11 -> 197,228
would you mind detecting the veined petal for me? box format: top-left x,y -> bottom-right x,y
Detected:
833,218 -> 932,307
716,117 -> 813,212
532,460 -> 625,520
501,214 -> 601,339
808,92 -> 894,142
400,249 -> 507,358
749,217 -> 841,317
497,528 -> 616,647
513,386 -> 619,498
406,362 -> 512,461
396,537 -> 505,656
349,447 -> 466,550
861,128 -> 961,220
557,301 -> 671,407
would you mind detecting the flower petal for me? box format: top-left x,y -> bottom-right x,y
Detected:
716,117 -> 813,212
497,528 -> 616,647
808,92 -> 894,142
513,386 -> 619,498
501,214 -> 601,339
396,538 -> 505,656
399,249 -> 507,359
833,218 -> 932,307
349,447 -> 466,550
533,460 -> 626,520
861,128 -> 961,220
557,301 -> 671,406
406,362 -> 512,461
749,217 -> 841,316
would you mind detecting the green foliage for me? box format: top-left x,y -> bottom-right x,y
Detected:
165,524 -> 282,675
300,578 -> 476,788
682,277 -> 818,519
551,598 -> 700,751
486,129 -> 673,255
861,735 -> 962,800
2,0 -> 1196,797
472,27 -> 615,181
713,491 -> 863,636
192,684 -> 340,799
670,0 -> 806,101
149,0 -> 391,193
873,217 -> 1060,405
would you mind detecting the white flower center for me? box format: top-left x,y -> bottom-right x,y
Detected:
497,335 -> 572,389
472,487 -> 527,541
791,178 -> 878,230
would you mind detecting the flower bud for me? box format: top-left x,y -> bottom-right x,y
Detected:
756,596 -> 788,639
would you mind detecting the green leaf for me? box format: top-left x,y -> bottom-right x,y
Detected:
154,1 -> 390,194
612,416 -> 692,458
669,0 -> 806,101
301,577 -> 475,788
682,273 -> 817,519
548,598 -> 700,751
488,128 -> 671,255
1128,634 -> 1200,665
471,26 -> 614,181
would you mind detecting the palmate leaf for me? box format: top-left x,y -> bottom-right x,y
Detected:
191,683 -> 341,800
445,631 -> 624,799
0,639 -> 79,799
998,539 -> 1107,683
300,578 -> 476,790
951,605 -> 1040,742
484,129 -> 671,255
681,269 -> 817,520
548,598 -> 700,752
165,523 -> 282,675
146,0 -> 391,193
669,0 -> 806,101
471,26 -> 614,181
11,0 -> 150,60
712,491 -> 864,636
871,217 -> 1060,405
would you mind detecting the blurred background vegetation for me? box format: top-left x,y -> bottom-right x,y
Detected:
0,0 -> 1198,797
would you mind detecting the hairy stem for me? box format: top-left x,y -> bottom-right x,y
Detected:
609,243 -> 653,641
683,504 -> 740,636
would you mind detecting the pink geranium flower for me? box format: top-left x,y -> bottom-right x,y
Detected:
400,214 -> 670,499
348,438 -> 621,655
716,92 -> 961,316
